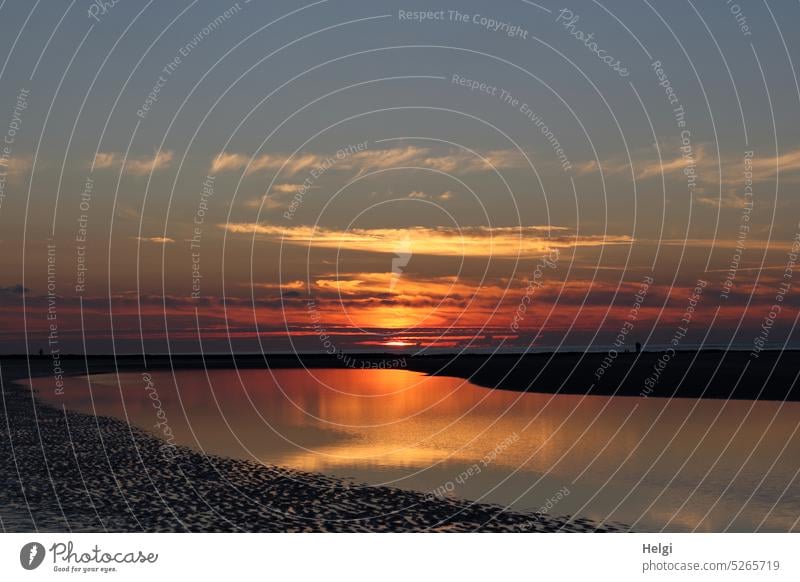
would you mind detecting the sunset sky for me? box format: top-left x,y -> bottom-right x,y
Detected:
1,0 -> 799,354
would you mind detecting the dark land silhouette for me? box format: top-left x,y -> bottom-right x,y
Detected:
5,348 -> 799,401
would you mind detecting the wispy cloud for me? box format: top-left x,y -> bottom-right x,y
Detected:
221,223 -> 630,258
135,236 -> 175,244
406,190 -> 455,200
93,150 -> 174,175
125,151 -> 174,175
244,183 -> 314,210
210,152 -> 247,173
272,183 -> 303,193
210,146 -> 526,177
695,191 -> 748,209
635,144 -> 708,181
92,152 -> 118,170
656,238 -> 797,251
250,280 -> 306,291
749,149 -> 800,181
0,155 -> 33,181
577,145 -> 800,194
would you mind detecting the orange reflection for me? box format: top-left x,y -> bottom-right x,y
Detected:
32,369 -> 800,531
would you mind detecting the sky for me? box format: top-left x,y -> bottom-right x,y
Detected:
0,0 -> 799,354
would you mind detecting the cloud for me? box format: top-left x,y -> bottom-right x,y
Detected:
210,152 -> 248,173
211,152 -> 319,175
575,159 -> 628,177
135,236 -> 175,244
251,280 -> 306,291
577,145 -> 800,190
94,150 -> 174,175
244,183 -> 312,210
125,150 -> 174,175
0,155 -> 33,180
272,183 -> 303,193
656,238 -> 797,251
92,152 -> 118,169
209,146 -> 527,177
0,284 -> 29,295
635,145 -> 708,181
313,272 -> 499,299
748,149 -> 800,182
221,223 -> 629,258
244,194 -> 283,210
695,191 -> 748,209
405,190 -> 454,200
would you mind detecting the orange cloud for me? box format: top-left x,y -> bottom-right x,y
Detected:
92,152 -> 118,169
210,152 -> 248,173
209,146 -> 527,177
636,145 -> 708,181
221,223 -> 626,259
272,183 -> 303,193
135,236 -> 175,244
749,149 -> 800,181
94,150 -> 174,175
125,150 -> 173,175
577,146 -> 800,196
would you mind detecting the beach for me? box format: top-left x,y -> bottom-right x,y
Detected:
0,356 -> 624,533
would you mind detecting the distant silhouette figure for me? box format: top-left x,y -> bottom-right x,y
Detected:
635,342 -> 642,354
38,348 -> 44,357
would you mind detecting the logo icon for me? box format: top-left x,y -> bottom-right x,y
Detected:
20,542 -> 46,570
390,234 -> 412,291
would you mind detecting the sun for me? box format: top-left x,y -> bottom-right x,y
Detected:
382,340 -> 415,347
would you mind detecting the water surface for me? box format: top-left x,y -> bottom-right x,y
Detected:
32,367 -> 800,531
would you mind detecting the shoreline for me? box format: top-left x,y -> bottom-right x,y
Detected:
0,357 -> 626,533
7,348 -> 800,401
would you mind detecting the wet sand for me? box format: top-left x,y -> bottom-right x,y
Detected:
0,357 -> 624,533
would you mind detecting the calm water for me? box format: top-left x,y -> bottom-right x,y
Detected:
32,368 -> 800,531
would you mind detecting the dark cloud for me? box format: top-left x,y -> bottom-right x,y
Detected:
0,284 -> 29,295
